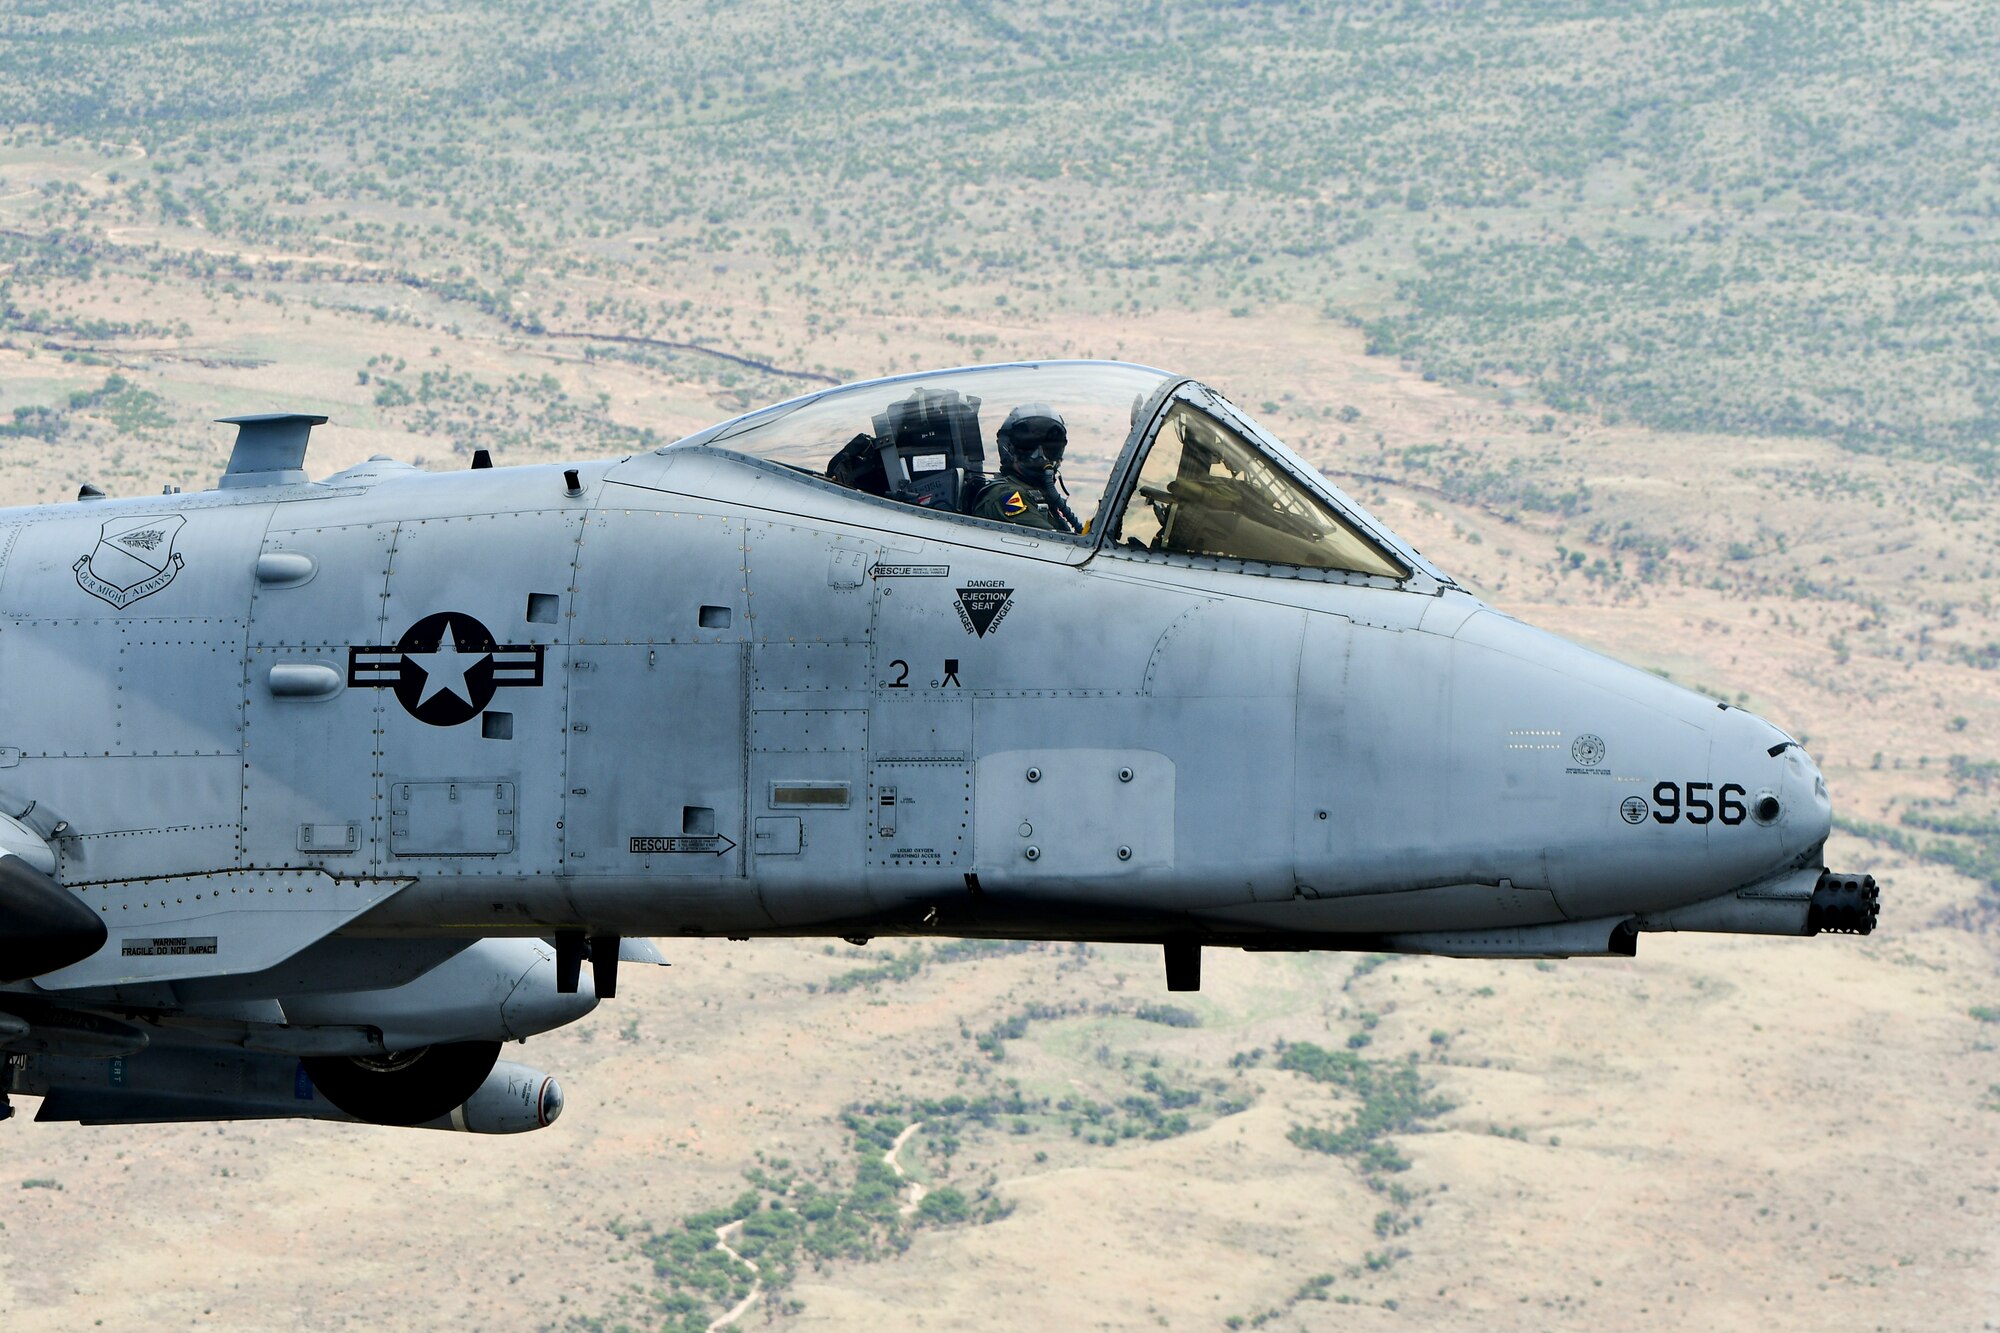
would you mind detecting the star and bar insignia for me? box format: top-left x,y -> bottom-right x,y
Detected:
348,610 -> 544,727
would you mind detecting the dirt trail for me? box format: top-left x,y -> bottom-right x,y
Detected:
706,1219 -> 760,1332
886,1120 -> 928,1217
707,1120 -> 926,1329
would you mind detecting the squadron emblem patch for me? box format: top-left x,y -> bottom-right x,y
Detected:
348,610 -> 545,727
74,514 -> 186,609
1001,491 -> 1028,517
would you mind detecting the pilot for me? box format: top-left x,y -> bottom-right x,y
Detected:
971,403 -> 1079,532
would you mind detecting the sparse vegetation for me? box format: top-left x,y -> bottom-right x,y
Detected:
585,1102 -> 1010,1332
6,2 -> 2000,479
0,6 -> 1995,1329
1272,1041 -> 1454,1173
1839,756 -> 2000,920
581,1038 -> 1248,1332
815,939 -> 1038,994
1133,1002 -> 1201,1028
1228,1023 -> 1460,1286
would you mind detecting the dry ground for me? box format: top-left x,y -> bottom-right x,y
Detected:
0,148 -> 1997,1332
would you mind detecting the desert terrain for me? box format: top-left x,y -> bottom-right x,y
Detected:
2,3 -> 1998,1329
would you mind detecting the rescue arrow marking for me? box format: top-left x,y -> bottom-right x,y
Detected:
628,835 -> 738,856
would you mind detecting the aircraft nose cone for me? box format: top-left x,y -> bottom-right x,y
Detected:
1780,743 -> 1834,855
1714,708 -> 1832,867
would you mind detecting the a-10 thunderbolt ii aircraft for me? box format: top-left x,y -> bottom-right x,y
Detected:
0,360 -> 1876,1134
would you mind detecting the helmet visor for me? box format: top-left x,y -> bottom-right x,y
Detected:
1009,417 -> 1067,462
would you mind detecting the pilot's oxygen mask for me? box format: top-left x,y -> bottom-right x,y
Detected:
995,406 -> 1067,486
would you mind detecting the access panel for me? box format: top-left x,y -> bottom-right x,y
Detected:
565,645 -> 745,877
375,511 -> 577,875
389,781 -> 516,857
244,521 -> 395,871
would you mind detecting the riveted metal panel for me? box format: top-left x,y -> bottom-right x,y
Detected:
118,623 -> 247,757
246,521 -> 395,872
388,780 -> 516,857
0,499 -> 263,885
43,755 -> 245,882
0,618 -> 247,758
973,748 -> 1175,879
249,522 -> 395,650
750,642 -> 871,706
747,738 -> 867,920
243,643 -> 385,872
868,539 -> 1177,699
750,708 -> 868,753
0,498 -> 268,622
36,869 -> 406,988
374,510 -> 579,877
866,758 -> 973,870
566,644 -> 745,877
570,507 -> 746,646
380,511 -> 580,652
0,619 -> 125,756
746,522 -> 876,643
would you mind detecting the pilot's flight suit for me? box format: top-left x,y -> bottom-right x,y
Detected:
969,473 -> 1060,530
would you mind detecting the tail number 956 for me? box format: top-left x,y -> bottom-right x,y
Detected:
1652,781 -> 1747,826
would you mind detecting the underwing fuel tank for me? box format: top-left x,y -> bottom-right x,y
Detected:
412,1059 -> 564,1134
10,1040 -> 564,1133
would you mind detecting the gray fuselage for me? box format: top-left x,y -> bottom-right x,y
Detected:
0,442 -> 1829,969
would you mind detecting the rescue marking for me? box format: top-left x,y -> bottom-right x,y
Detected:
629,834 -> 737,856
871,564 -> 949,578
955,581 -> 1014,638
349,611 -> 545,727
74,514 -> 186,608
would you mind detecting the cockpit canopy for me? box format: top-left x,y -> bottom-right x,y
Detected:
669,361 -> 1428,585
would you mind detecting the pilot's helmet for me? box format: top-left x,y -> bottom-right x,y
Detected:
996,403 -> 1067,482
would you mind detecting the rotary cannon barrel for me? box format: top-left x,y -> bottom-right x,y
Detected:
1807,871 -> 1879,935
